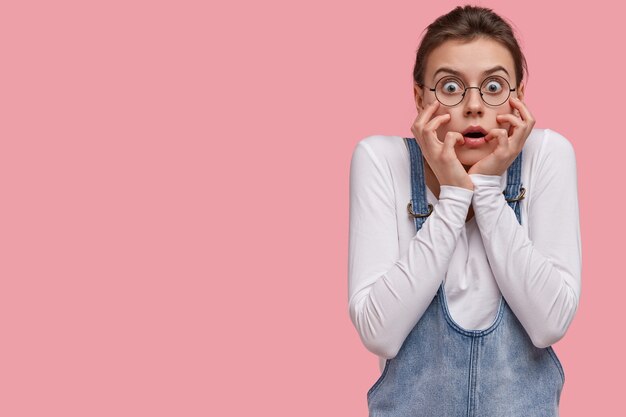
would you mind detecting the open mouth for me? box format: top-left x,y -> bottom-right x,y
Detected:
461,127 -> 488,147
464,131 -> 486,138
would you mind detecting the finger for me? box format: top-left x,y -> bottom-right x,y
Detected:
423,113 -> 451,136
497,112 -> 532,148
509,97 -> 535,125
410,114 -> 420,136
442,131 -> 464,153
419,114 -> 451,147
496,113 -> 523,129
410,114 -> 425,146
484,128 -> 509,146
496,113 -> 523,137
412,101 -> 441,142
415,101 -> 441,126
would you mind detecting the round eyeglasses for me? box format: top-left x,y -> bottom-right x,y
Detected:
421,75 -> 516,107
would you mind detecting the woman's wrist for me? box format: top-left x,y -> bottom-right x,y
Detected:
439,184 -> 474,200
440,178 -> 474,191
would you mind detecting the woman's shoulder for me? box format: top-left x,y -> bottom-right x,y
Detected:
350,135 -> 408,170
353,135 -> 406,155
524,128 -> 576,158
522,128 -> 577,179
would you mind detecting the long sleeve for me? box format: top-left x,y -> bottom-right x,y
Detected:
469,129 -> 582,348
348,137 -> 474,359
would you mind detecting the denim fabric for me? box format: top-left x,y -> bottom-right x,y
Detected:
366,138 -> 564,417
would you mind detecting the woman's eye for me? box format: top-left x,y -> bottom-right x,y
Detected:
484,80 -> 503,93
442,81 -> 461,93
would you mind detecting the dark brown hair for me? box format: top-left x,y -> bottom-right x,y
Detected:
413,5 -> 528,88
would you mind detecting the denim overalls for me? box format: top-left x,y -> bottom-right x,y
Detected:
366,137 -> 565,417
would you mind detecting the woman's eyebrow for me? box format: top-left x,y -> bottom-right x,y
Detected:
433,65 -> 510,80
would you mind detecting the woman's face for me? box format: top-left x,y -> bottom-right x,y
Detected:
414,37 -> 525,169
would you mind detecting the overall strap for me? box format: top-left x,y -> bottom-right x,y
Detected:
404,137 -> 524,229
403,137 -> 431,232
504,153 -> 524,225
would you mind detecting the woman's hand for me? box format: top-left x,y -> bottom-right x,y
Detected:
411,101 -> 474,190
468,97 -> 536,176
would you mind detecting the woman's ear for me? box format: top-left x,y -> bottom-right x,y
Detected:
414,83 -> 425,111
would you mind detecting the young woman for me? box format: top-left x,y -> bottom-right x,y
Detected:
348,5 -> 581,416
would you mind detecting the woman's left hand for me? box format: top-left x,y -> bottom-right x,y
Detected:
468,97 -> 535,176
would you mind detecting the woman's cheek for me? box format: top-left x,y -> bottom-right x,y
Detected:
436,126 -> 450,141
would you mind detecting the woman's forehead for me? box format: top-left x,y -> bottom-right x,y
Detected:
426,38 -> 515,81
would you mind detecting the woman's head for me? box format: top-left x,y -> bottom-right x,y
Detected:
412,6 -> 528,167
413,5 -> 527,89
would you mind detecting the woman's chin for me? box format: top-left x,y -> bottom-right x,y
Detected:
456,142 -> 497,170
457,152 -> 487,170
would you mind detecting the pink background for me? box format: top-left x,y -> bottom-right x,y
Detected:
0,0 -> 621,415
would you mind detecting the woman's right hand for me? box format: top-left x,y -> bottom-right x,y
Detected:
410,101 -> 474,191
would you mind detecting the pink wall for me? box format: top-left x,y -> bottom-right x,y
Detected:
0,0 -> 619,415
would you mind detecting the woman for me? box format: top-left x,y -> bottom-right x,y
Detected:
348,5 -> 581,416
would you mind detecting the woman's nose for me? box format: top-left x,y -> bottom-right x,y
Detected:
463,87 -> 484,116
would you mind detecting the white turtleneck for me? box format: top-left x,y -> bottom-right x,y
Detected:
347,128 -> 581,374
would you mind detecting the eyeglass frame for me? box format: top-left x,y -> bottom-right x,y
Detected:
418,75 -> 517,107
